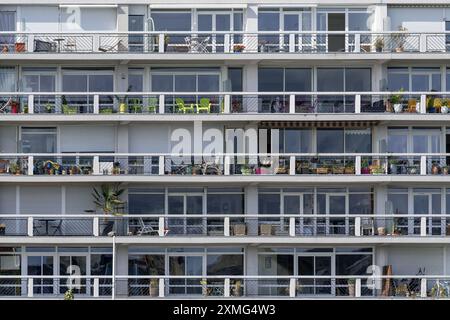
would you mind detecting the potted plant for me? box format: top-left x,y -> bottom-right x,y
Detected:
92,183 -> 125,236
392,26 -> 408,52
115,85 -> 132,114
441,99 -> 449,114
112,162 -> 121,175
374,37 -> 384,52
442,166 -> 449,175
347,279 -> 356,297
233,44 -> 245,53
9,161 -> 21,175
390,89 -> 404,113
344,163 -> 355,174
240,165 -> 253,175
377,227 -> 386,236
64,289 -> 74,300
0,223 -> 6,236
164,35 -> 170,52
232,280 -> 243,297
431,163 -> 440,175
200,279 -> 210,296
149,278 -> 159,296
361,159 -> 370,174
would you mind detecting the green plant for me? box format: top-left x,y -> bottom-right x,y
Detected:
92,183 -> 125,215
115,85 -> 132,104
390,88 -> 404,104
347,278 -> 356,285
9,161 -> 21,174
374,37 -> 384,51
64,289 -> 74,300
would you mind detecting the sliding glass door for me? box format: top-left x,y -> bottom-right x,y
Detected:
27,255 -> 55,295
198,12 -> 231,52
297,255 -> 333,296
168,193 -> 204,235
168,255 -> 203,295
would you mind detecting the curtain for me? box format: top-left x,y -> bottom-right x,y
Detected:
0,68 -> 16,92
0,11 -> 16,47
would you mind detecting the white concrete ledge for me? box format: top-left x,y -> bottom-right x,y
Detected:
2,52 -> 450,62
1,113 -> 450,124
3,236 -> 450,245
0,175 -> 448,184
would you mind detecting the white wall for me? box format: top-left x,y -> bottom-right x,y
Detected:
128,123 -> 170,153
0,186 -> 16,214
65,185 -> 96,214
60,125 -> 116,152
20,186 -> 62,214
385,246 -> 444,275
387,8 -> 445,32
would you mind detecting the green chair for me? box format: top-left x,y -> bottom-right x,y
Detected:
175,98 -> 195,114
196,98 -> 211,113
145,97 -> 158,113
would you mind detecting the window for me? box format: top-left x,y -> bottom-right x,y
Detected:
345,129 -> 372,153
207,188 -> 244,214
259,68 -> 312,92
151,11 -> 191,31
0,67 -> 15,92
258,191 -> 281,215
279,129 -> 312,153
317,129 -> 344,153
20,127 -> 57,153
207,254 -> 243,275
388,67 -> 441,91
128,189 -> 165,214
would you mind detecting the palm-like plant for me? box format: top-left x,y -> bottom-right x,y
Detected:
92,183 -> 125,215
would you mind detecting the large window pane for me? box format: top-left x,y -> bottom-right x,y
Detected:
198,75 -> 219,92
285,69 -> 312,91
317,68 -> 344,91
207,255 -> 243,275
152,74 -> 173,92
345,68 -> 371,91
345,129 -> 371,153
317,129 -> 344,153
128,194 -> 165,214
258,69 -> 283,92
258,194 -> 280,214
152,12 -> 191,31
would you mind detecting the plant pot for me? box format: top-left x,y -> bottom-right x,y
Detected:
376,47 -> 383,52
393,104 -> 403,113
377,227 -> 386,236
149,282 -> 159,296
432,164 -> 440,175
15,42 -> 25,53
119,103 -> 127,114
348,283 -> 355,297
395,47 -> 404,53
441,106 -> 449,114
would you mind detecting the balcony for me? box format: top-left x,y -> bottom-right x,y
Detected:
1,275 -> 449,299
0,153 -> 448,179
0,91 -> 449,117
0,214 -> 448,239
1,31 -> 449,56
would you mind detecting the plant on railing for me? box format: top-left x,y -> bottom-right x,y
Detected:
390,89 -> 404,113
232,280 -> 243,297
374,37 -> 384,52
64,289 -> 74,300
347,279 -> 356,297
43,160 -> 61,175
115,85 -> 132,114
430,281 -> 450,298
149,278 -> 159,297
361,159 -> 370,174
392,26 -> 408,52
9,161 -> 21,175
92,183 -> 125,215
233,44 -> 245,53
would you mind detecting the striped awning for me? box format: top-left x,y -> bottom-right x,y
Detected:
259,121 -> 378,128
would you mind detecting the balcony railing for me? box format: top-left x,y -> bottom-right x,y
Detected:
0,153 -> 449,177
1,31 -> 450,54
0,214 -> 448,238
1,91 -> 449,115
2,275 -> 450,299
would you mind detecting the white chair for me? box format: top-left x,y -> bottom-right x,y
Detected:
136,218 -> 159,236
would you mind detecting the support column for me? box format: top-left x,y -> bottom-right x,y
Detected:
115,244 -> 129,298
243,64 -> 258,112
245,185 -> 258,237
245,245 -> 258,295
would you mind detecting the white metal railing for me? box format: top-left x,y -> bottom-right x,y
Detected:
0,153 -> 449,177
0,91 -> 449,115
0,213 -> 449,238
1,31 -> 449,54
1,274 -> 450,299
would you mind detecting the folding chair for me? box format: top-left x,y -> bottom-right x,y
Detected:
136,218 -> 164,236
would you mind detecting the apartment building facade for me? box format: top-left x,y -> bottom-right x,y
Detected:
1,0 -> 450,299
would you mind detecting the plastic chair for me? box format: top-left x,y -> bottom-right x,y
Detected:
196,98 -> 211,113
175,98 -> 195,113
